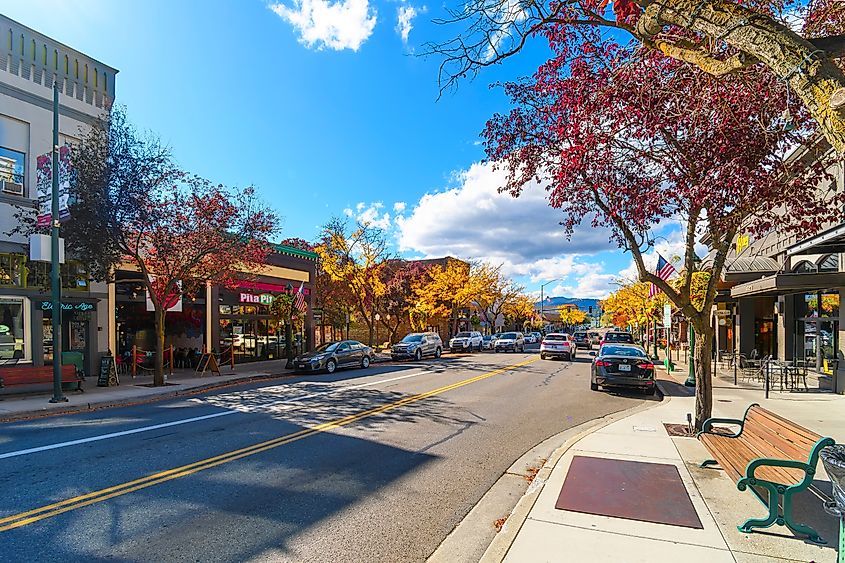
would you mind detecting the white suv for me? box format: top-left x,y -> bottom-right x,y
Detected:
540,333 -> 576,361
449,331 -> 483,352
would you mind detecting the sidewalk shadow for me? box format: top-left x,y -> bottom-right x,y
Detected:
657,378 -> 695,398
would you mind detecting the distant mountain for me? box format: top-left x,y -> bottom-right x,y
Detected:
535,296 -> 601,312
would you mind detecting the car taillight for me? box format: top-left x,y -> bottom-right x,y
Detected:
595,360 -> 611,367
638,362 -> 655,370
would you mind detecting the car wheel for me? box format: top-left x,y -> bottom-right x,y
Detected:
326,359 -> 337,374
415,349 -> 422,361
361,355 -> 370,369
590,382 -> 599,391
564,353 -> 570,361
435,347 -> 442,358
645,387 -> 656,396
540,353 -> 546,360
494,349 -> 499,353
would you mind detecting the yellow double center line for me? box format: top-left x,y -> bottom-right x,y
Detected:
0,358 -> 536,532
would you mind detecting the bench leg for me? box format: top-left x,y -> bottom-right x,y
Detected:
738,481 -> 779,534
783,488 -> 826,544
700,459 -> 719,468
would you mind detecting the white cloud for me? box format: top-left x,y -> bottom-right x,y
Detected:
342,207 -> 354,217
396,4 -> 420,44
396,161 -> 614,281
393,201 -> 406,213
270,0 -> 377,51
353,201 -> 391,229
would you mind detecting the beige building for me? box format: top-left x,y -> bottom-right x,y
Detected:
0,14 -> 117,377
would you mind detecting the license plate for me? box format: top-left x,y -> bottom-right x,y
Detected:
619,364 -> 631,372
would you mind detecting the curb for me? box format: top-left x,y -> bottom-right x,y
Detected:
476,389 -> 671,563
0,371 -> 296,423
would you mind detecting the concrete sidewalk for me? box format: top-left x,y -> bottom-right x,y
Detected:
0,358 -> 292,421
483,373 -> 845,563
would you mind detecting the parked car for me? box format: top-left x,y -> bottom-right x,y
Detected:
531,332 -> 542,343
540,333 -> 576,360
494,332 -> 525,353
589,332 -> 601,346
293,340 -> 374,373
449,331 -> 483,352
391,332 -> 443,361
482,334 -> 497,350
601,331 -> 635,345
572,331 -> 592,350
524,333 -> 537,344
590,343 -> 655,395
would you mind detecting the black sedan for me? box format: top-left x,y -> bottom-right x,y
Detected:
590,343 -> 656,395
293,340 -> 375,373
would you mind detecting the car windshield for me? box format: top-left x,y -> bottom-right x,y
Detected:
544,334 -> 566,341
574,332 -> 587,337
455,332 -> 471,338
401,334 -> 423,343
483,335 -> 492,340
601,345 -> 646,357
316,342 -> 339,353
500,332 -> 517,339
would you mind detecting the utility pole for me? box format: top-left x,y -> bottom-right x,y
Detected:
49,80 -> 66,403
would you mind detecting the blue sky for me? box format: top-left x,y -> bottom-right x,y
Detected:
4,0 -> 681,299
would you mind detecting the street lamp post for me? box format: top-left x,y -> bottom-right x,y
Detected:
49,81 -> 66,404
539,279 -> 560,332
375,313 -> 381,347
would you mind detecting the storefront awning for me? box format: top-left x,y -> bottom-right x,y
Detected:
722,256 -> 780,282
730,271 -> 845,298
787,222 -> 845,256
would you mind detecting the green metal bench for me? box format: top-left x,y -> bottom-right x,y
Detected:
698,403 -> 835,544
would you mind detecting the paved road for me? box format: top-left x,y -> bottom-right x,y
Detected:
0,347 -> 649,562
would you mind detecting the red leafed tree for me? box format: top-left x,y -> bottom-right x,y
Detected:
378,261 -> 433,343
483,38 -> 841,427
67,109 -> 279,386
429,0 -> 845,153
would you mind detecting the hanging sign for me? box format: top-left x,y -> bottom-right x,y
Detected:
36,145 -> 73,227
146,275 -> 183,312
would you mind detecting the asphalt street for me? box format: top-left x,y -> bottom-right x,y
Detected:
0,346 -> 651,562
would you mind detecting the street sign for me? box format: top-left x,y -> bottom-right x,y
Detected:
715,309 -> 731,317
663,304 -> 672,328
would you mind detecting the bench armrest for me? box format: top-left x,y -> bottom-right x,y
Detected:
700,417 -> 744,437
744,458 -> 811,483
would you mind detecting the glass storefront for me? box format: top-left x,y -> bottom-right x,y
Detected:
0,297 -> 26,360
218,289 -> 302,363
794,291 -> 840,374
42,307 -> 92,368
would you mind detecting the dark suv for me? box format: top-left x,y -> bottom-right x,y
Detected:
602,331 -> 635,345
391,332 -> 443,361
572,331 -> 591,350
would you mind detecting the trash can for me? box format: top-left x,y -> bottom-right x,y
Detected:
820,445 -> 845,561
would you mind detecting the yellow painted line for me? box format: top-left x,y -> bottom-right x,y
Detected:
0,358 -> 537,532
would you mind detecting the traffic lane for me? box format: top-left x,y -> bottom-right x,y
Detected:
0,354 -> 645,562
0,356 -> 534,525
0,356 -> 543,561
0,357 -> 483,456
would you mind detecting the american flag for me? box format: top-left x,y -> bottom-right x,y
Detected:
293,282 -> 307,313
648,254 -> 676,298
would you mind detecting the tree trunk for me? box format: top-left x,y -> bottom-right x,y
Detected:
692,321 -> 714,431
154,308 -> 166,387
638,0 -> 845,153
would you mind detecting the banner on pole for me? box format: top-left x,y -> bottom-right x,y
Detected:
663,304 -> 672,329
36,145 -> 73,227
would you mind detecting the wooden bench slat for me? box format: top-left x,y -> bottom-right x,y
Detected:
747,408 -> 821,445
0,365 -> 82,388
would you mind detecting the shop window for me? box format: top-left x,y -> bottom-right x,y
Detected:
818,254 -> 839,272
793,261 -> 816,274
0,254 -> 26,287
0,297 -> 26,360
0,146 -> 25,195
26,260 -> 89,291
